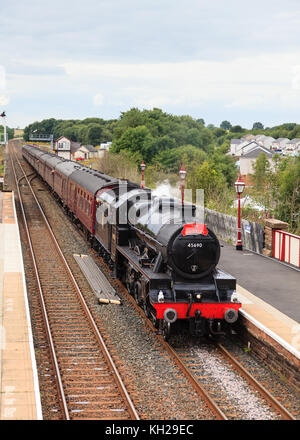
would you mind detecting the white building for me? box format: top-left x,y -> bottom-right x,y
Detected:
283,138 -> 300,155
271,138 -> 290,150
54,136 -> 73,160
253,135 -> 275,149
232,140 -> 262,157
239,144 -> 274,176
73,145 -> 98,160
98,142 -> 112,158
230,139 -> 242,155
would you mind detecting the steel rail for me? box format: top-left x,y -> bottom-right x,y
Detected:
117,285 -> 228,419
10,151 -> 70,420
107,265 -> 296,421
216,342 -> 296,420
11,147 -> 140,420
162,341 -> 228,420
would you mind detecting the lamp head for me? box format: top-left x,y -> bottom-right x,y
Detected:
234,173 -> 245,194
179,164 -> 187,181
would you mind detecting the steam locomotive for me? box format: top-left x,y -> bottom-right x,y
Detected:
22,144 -> 241,339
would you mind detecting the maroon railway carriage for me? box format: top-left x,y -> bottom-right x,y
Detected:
66,168 -> 118,238
53,160 -> 78,207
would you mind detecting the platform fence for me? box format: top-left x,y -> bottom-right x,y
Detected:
273,229 -> 300,268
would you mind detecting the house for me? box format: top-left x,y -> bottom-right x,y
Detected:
234,140 -> 262,157
240,134 -> 255,141
230,139 -> 242,155
54,136 -> 76,160
253,135 -> 275,149
98,142 -> 112,158
283,138 -> 300,155
70,142 -> 82,157
239,144 -> 274,177
271,138 -> 290,150
73,144 -> 98,160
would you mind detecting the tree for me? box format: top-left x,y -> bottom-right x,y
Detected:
87,124 -> 102,145
187,160 -> 227,204
251,152 -> 274,213
213,127 -> 227,138
252,122 -> 264,130
252,153 -> 270,192
111,125 -> 154,162
206,124 -> 215,130
153,145 -> 207,172
220,120 -> 232,130
230,125 -> 245,133
276,157 -> 300,232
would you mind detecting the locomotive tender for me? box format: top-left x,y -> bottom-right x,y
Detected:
22,144 -> 241,339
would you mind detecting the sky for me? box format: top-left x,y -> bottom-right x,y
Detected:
1,0 -> 300,129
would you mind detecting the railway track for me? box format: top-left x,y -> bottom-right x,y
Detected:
171,340 -> 296,420
10,142 -> 298,420
9,146 -> 139,420
118,265 -> 297,420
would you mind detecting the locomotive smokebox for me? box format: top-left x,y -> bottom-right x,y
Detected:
168,224 -> 220,279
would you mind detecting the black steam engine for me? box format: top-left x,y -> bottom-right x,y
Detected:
22,144 -> 241,340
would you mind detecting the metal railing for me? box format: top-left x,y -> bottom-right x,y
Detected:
273,229 -> 300,268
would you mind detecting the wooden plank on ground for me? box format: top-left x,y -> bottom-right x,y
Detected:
73,254 -> 121,304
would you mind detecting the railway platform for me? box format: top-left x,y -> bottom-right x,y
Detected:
219,240 -> 300,360
0,191 -> 42,420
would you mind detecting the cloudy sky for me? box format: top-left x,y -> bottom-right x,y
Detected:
1,0 -> 300,128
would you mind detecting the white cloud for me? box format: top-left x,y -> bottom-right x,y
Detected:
62,52 -> 300,110
93,92 -> 104,106
0,96 -> 10,106
0,66 -> 6,89
0,66 -> 9,107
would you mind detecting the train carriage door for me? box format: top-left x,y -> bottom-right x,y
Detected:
95,200 -> 111,252
102,202 -> 111,251
74,186 -> 78,215
111,223 -> 117,262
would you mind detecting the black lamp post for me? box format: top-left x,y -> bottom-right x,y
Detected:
234,173 -> 245,250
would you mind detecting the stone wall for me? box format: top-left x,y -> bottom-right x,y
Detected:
263,218 -> 289,257
236,315 -> 300,394
204,207 -> 264,253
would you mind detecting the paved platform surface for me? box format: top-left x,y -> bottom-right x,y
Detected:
0,191 -> 42,420
219,240 -> 300,358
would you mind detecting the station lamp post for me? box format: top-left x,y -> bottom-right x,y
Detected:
140,160 -> 146,189
234,173 -> 245,250
179,164 -> 186,206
